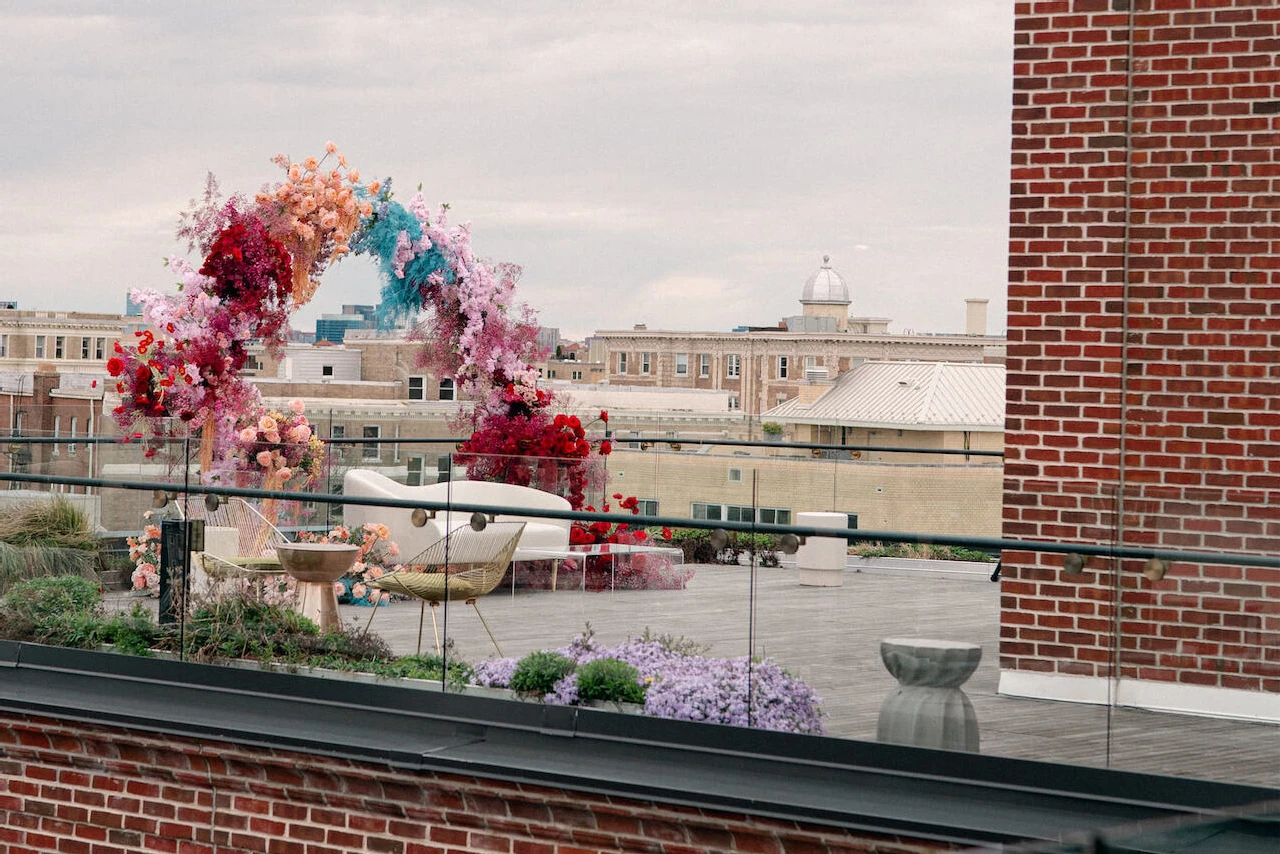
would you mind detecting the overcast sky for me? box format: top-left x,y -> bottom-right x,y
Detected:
0,1 -> 1013,342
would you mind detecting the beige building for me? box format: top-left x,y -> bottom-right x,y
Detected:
591,258 -> 1004,419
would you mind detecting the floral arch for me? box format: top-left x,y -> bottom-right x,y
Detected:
108,143 -> 614,510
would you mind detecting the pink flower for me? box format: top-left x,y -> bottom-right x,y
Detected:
289,425 -> 311,443
303,156 -> 319,171
325,141 -> 338,154
264,430 -> 281,443
289,398 -> 305,415
239,427 -> 257,442
333,581 -> 345,596
255,451 -> 273,467
351,582 -> 367,600
277,467 -> 293,481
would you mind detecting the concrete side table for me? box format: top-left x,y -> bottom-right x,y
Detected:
795,511 -> 848,587
877,638 -> 981,752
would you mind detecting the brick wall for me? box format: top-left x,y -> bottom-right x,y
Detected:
1003,0 -> 1280,699
0,713 -> 949,854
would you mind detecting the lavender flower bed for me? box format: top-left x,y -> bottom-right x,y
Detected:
470,632 -> 824,735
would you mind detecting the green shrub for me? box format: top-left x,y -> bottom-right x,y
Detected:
175,593 -> 392,666
576,657 -> 646,704
370,654 -> 473,686
509,650 -> 576,695
0,574 -> 103,645
96,605 -> 161,656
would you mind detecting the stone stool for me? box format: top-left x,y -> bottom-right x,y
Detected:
877,638 -> 981,752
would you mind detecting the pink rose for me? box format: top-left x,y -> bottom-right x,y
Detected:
289,425 -> 311,443
289,399 -> 305,415
255,451 -> 273,467
238,427 -> 257,442
277,468 -> 293,481
258,415 -> 277,432
351,583 -> 367,600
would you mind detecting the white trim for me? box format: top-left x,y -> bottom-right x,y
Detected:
998,670 -> 1280,723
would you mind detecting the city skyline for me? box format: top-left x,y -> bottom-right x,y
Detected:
1,2 -> 1013,341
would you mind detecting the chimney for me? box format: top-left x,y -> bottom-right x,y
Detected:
796,380 -> 831,404
964,299 -> 989,336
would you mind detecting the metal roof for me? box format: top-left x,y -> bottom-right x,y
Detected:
765,361 -> 1005,432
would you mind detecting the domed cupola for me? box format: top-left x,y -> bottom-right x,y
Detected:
799,255 -> 851,332
801,255 -> 851,306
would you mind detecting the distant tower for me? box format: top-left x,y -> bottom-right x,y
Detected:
799,255 -> 851,333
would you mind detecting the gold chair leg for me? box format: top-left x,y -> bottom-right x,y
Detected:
428,602 -> 442,656
469,599 -> 503,657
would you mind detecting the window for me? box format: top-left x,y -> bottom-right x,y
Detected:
726,354 -> 740,378
675,353 -> 688,376
776,393 -> 789,406
699,354 -> 710,377
691,502 -> 723,521
439,378 -> 455,401
728,467 -> 742,483
35,336 -> 46,358
95,338 -> 106,359
549,369 -> 558,379
55,336 -> 65,359
81,338 -> 90,359
0,335 -> 7,357
693,502 -> 791,525
362,426 -> 380,460
321,365 -> 334,377
406,455 -> 426,486
68,417 -> 77,456
778,356 -> 789,379
617,352 -> 628,373
330,424 -> 346,449
641,352 -> 651,375
571,370 -> 583,380
758,508 -> 792,525
407,376 -> 425,401
805,355 -> 818,370
635,499 -> 659,515
728,395 -> 740,410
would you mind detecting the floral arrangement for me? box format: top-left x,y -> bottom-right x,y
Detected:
127,519 -> 162,596
296,522 -> 401,607
230,399 -> 324,488
456,410 -> 610,510
471,632 -> 824,735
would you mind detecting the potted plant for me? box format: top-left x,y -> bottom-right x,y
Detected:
761,421 -> 784,443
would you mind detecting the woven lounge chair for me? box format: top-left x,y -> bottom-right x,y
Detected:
178,497 -> 290,577
369,521 -> 525,656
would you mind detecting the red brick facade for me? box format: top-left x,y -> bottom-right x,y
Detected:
0,713 -> 948,854
1004,0 -> 1280,702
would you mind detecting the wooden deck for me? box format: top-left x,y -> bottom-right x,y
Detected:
112,562 -> 1280,788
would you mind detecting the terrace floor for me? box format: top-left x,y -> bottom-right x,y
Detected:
117,562 -> 1280,789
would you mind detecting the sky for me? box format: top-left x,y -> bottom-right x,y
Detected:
0,1 -> 1014,342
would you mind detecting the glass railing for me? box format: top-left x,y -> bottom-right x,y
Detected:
0,435 -> 1276,796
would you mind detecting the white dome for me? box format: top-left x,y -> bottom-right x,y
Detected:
801,255 -> 850,305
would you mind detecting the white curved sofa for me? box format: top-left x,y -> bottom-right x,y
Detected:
342,469 -> 572,561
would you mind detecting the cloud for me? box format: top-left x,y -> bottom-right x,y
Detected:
0,0 -> 1013,341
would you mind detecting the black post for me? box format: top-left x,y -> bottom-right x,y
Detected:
157,519 -> 188,625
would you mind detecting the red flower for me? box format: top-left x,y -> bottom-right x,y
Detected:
599,440 -> 612,456
106,357 -> 125,376
599,410 -> 608,423
662,527 -> 673,540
